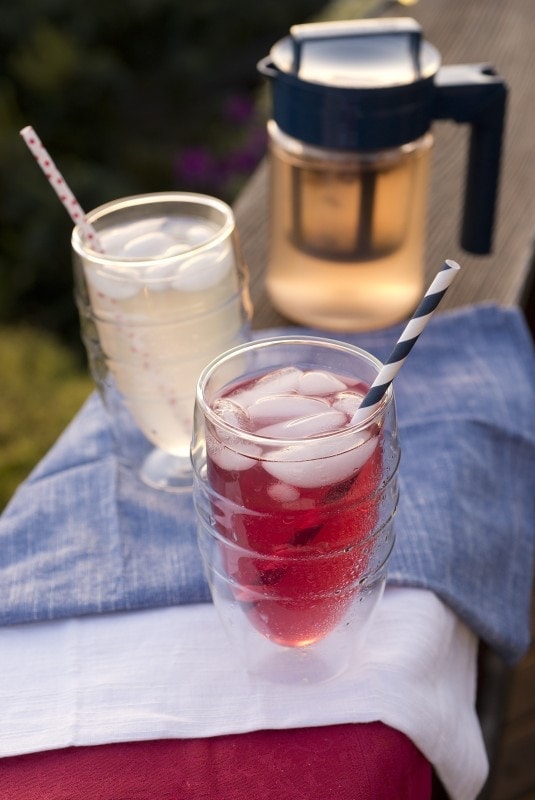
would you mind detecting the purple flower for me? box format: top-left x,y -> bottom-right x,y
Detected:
220,127 -> 267,176
222,93 -> 255,124
172,101 -> 267,197
174,146 -> 218,185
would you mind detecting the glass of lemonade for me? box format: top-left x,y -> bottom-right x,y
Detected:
192,337 -> 400,682
72,193 -> 252,491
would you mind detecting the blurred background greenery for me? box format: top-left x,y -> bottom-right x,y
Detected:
1,0 -> 338,341
0,0 -> 396,509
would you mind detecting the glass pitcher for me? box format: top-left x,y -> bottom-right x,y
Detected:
258,18 -> 507,330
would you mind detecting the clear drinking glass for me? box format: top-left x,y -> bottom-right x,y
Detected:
72,192 -> 252,491
192,336 -> 400,682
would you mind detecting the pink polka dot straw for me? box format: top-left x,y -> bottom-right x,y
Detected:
19,126 -> 104,253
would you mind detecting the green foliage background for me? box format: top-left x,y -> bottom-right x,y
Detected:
0,326 -> 93,508
0,0 -> 331,509
0,0 -> 331,341
0,0 -> 383,510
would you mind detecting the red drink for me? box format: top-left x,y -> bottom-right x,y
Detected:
206,366 -> 384,647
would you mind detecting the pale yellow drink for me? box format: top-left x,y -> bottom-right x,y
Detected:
266,124 -> 431,331
72,193 -> 251,488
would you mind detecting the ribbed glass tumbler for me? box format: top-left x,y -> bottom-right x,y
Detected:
192,336 -> 400,682
72,192 -> 252,491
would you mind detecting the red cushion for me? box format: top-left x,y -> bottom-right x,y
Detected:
1,723 -> 431,800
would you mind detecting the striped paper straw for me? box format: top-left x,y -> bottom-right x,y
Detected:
20,125 -> 104,252
352,259 -> 461,424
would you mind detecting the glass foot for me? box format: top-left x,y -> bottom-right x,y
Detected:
139,448 -> 193,492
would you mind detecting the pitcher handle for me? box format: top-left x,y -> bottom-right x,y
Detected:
434,64 -> 508,254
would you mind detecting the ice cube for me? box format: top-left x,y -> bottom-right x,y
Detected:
142,259 -> 182,289
171,244 -> 233,291
332,391 -> 366,417
160,217 -> 202,243
98,218 -> 166,256
98,227 -> 134,256
262,433 -> 378,488
257,410 -> 347,439
267,482 -> 301,503
212,398 -> 252,433
123,231 -> 177,259
231,368 -> 303,410
209,399 -> 261,464
297,370 -> 348,396
85,268 -> 141,300
186,222 -> 218,246
206,432 -> 258,472
162,243 -> 192,257
248,394 -> 329,424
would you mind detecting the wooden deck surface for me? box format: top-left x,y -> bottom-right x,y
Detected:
233,1 -> 535,797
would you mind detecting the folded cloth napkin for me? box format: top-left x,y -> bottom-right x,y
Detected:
1,304 -> 534,664
0,588 -> 487,800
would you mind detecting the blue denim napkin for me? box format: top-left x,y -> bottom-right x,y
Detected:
1,304 -> 534,664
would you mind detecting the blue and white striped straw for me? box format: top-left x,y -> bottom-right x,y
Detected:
352,259 -> 461,424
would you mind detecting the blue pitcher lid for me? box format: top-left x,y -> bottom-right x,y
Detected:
258,18 -> 442,150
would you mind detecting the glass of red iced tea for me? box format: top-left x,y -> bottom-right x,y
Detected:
192,336 -> 400,682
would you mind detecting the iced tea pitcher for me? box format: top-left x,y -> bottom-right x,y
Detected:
258,18 -> 507,330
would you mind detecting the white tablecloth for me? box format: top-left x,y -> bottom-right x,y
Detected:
0,587 -> 488,800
